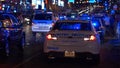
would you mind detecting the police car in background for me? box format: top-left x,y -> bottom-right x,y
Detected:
32,12 -> 54,36
44,20 -> 101,62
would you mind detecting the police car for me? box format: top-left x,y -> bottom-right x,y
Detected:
32,12 -> 54,36
44,20 -> 101,62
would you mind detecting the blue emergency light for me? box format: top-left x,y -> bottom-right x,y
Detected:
92,21 -> 99,27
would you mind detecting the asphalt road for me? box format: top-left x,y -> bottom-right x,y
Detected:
0,25 -> 120,68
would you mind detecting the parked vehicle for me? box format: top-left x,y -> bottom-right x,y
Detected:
0,13 -> 25,56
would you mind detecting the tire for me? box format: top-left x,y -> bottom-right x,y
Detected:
0,42 -> 7,57
86,54 -> 100,65
42,53 -> 55,63
91,54 -> 100,65
5,37 -> 10,56
18,33 -> 26,53
21,33 -> 26,48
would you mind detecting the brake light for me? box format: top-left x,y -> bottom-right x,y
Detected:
47,34 -> 57,40
84,35 -> 96,41
90,35 -> 96,41
47,34 -> 52,39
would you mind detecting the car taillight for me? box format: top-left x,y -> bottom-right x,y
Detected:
84,35 -> 96,41
46,34 -> 57,40
90,35 -> 96,41
47,34 -> 52,39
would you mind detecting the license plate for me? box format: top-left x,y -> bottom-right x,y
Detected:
64,51 -> 75,57
39,27 -> 48,29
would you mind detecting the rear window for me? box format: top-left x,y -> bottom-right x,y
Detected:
52,22 -> 92,31
34,14 -> 52,20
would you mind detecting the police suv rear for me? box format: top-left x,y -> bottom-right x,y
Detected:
32,12 -> 54,36
44,20 -> 101,62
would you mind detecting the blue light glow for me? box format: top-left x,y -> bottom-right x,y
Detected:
89,0 -> 96,3
93,23 -> 97,26
87,17 -> 90,20
68,0 -> 74,3
14,10 -> 17,13
92,21 -> 100,27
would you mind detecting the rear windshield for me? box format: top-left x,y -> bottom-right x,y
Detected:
34,14 -> 52,20
52,22 -> 92,31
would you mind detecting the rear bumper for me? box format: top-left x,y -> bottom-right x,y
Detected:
32,29 -> 50,32
44,51 -> 99,59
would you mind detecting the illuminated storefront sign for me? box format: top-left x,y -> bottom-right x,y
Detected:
52,0 -> 64,7
89,0 -> 96,3
58,0 -> 64,6
32,0 -> 45,9
68,0 -> 74,3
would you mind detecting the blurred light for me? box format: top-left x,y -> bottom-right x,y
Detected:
90,35 -> 96,41
89,0 -> 96,3
93,23 -> 97,26
0,6 -> 2,10
71,15 -> 75,18
2,8 -> 4,10
14,10 -> 17,13
87,17 -> 90,20
42,1 -> 45,9
52,0 -> 55,4
92,20 -> 100,27
2,4 -> 5,7
68,0 -> 75,3
45,0 -> 48,4
25,18 -> 30,21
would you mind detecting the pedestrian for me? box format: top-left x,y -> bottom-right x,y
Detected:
115,12 -> 120,39
103,13 -> 113,37
116,21 -> 120,39
110,13 -> 116,37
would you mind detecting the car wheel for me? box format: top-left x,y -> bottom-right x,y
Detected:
18,34 -> 26,52
42,53 -> 55,63
21,33 -> 26,48
5,37 -> 10,56
91,54 -> 100,65
0,42 -> 7,57
86,54 -> 100,65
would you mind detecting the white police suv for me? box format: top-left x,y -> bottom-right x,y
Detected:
32,12 -> 54,36
44,20 -> 101,62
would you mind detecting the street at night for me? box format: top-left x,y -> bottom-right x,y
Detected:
0,0 -> 120,68
0,25 -> 119,68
